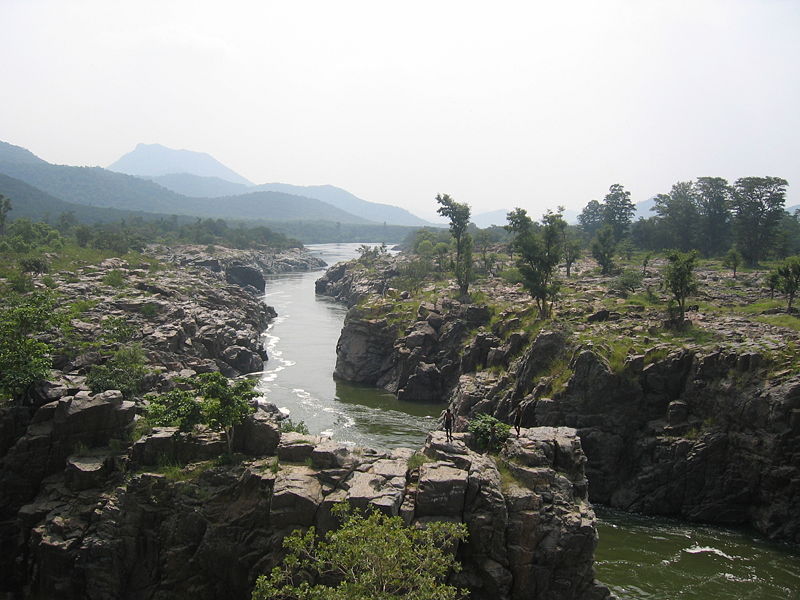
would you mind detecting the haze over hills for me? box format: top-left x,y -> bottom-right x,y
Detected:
109,143 -> 253,185
0,173 -> 186,224
111,143 -> 433,227
0,140 -> 426,242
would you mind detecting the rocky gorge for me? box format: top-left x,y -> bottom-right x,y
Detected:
0,244 -> 612,599
317,253 -> 800,545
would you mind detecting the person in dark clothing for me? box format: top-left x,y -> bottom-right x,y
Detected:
512,405 -> 522,438
443,408 -> 454,442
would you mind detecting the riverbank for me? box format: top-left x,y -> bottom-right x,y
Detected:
0,243 -> 613,599
317,252 -> 800,545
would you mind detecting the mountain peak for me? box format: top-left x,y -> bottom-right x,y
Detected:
108,143 -> 253,186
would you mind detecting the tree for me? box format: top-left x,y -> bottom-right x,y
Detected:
651,181 -> 700,252
662,250 -> 698,322
252,503 -> 468,600
511,209 -> 565,318
695,177 -> 731,257
436,194 -> 472,297
602,184 -> 635,242
196,371 -> 256,454
578,199 -> 604,239
722,248 -> 743,278
730,176 -> 788,266
0,291 -> 62,402
563,235 -> 582,278
591,226 -> 617,275
145,389 -> 204,432
777,256 -> 800,312
0,194 -> 11,236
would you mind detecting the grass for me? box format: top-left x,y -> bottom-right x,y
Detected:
755,313 -> 800,332
407,452 -> 434,471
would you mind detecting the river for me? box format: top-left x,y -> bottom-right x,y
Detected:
257,242 -> 800,600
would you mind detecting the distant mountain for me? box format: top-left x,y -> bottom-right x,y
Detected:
148,173 -> 250,198
0,141 -> 48,165
634,197 -> 657,220
0,158 -> 374,225
471,209 -> 509,228
108,143 -> 253,185
253,183 -> 432,227
107,143 -> 433,227
0,173 -> 185,224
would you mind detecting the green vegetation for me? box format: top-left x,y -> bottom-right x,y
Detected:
662,250 -> 698,321
591,226 -> 617,275
0,290 -> 63,401
776,256 -> 800,311
506,208 -> 566,318
144,372 -> 257,453
280,419 -> 310,435
407,451 -> 434,470
252,502 -> 468,600
86,344 -> 149,399
468,413 -> 511,453
436,193 -> 473,298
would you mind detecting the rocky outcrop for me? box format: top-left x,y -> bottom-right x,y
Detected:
154,244 -> 327,280
451,335 -> 800,543
317,254 -> 800,544
333,297 -> 492,402
10,423 -> 610,600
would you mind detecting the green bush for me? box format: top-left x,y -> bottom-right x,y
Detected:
140,302 -> 159,318
279,418 -> 310,435
0,291 -> 63,401
145,389 -> 203,432
468,413 -> 511,453
19,257 -> 50,274
86,344 -> 149,399
252,503 -> 468,600
102,269 -> 126,288
101,316 -> 136,343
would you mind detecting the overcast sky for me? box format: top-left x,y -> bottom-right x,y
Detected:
1,0 -> 798,222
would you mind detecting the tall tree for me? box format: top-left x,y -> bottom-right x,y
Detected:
436,194 -> 473,297
730,176 -> 788,266
777,256 -> 800,312
652,181 -> 700,252
602,184 -> 635,242
695,177 -> 731,257
512,209 -> 566,318
0,195 -> 11,236
578,199 -> 604,239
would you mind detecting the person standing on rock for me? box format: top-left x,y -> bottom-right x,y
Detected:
512,404 -> 522,438
443,408 -> 454,442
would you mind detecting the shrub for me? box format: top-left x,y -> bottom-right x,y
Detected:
86,344 -> 149,399
279,418 -> 310,435
140,302 -> 159,318
252,503 -> 468,600
19,256 -> 50,274
468,413 -> 511,453
101,316 -> 136,343
102,269 -> 126,288
0,291 -> 62,401
144,389 -> 203,432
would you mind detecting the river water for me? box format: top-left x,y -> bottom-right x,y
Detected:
257,243 -> 441,449
257,242 -> 800,599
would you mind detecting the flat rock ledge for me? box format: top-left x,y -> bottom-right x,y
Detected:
10,419 -> 612,600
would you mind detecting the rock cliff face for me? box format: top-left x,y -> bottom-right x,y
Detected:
318,257 -> 800,543
10,414 -> 610,600
0,245 -> 329,596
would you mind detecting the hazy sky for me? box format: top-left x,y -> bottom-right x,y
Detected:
2,1 -> 798,222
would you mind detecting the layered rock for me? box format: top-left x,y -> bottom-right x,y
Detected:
317,255 -> 800,543
11,423 -> 610,600
451,335 -> 800,543
333,297 -> 492,402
